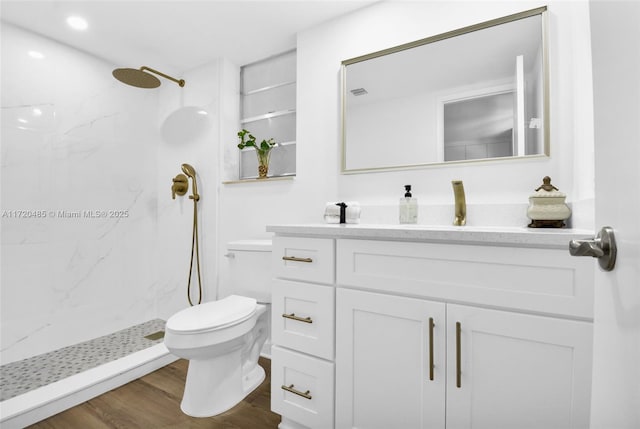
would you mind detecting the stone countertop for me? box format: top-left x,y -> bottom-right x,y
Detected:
266,223 -> 594,250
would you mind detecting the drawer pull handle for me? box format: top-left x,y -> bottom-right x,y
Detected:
456,321 -> 462,388
428,317 -> 435,381
282,313 -> 313,323
281,384 -> 312,400
282,256 -> 313,263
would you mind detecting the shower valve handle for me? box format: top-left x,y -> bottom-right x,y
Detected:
172,174 -> 189,199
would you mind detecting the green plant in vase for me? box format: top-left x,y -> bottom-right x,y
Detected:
237,129 -> 277,179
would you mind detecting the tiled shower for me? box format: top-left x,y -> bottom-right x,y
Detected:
0,22 -> 198,410
1,23 -> 162,382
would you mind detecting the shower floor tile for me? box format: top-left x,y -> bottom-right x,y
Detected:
0,319 -> 166,402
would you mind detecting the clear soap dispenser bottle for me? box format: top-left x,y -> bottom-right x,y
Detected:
399,184 -> 418,224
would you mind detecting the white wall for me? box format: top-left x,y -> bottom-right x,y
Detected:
1,24 -> 160,364
307,0 -> 594,226
216,0 -> 595,250
155,60 -> 222,320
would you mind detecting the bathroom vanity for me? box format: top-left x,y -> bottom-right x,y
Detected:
268,224 -> 594,429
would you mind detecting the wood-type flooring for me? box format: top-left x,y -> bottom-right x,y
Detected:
28,357 -> 281,429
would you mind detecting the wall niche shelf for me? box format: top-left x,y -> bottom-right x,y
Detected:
222,176 -> 295,185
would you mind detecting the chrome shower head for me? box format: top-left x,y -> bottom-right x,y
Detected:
112,66 -> 185,88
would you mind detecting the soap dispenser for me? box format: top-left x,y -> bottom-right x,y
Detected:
399,185 -> 418,224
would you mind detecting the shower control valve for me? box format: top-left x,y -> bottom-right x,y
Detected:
172,174 -> 189,199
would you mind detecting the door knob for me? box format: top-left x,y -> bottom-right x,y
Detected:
569,226 -> 616,271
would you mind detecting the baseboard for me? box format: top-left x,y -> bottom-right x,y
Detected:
0,343 -> 178,429
279,416 -> 311,429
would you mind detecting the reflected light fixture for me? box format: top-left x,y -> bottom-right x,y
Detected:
66,15 -> 88,31
28,50 -> 45,59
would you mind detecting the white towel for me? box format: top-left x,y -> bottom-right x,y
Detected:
324,202 -> 361,224
324,201 -> 360,216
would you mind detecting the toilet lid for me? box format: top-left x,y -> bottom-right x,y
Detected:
166,295 -> 257,333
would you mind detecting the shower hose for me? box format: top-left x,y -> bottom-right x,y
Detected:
187,193 -> 202,306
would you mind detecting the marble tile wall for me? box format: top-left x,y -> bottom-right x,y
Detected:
1,23 -> 161,365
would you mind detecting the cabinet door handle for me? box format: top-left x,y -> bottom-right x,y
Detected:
428,317 -> 435,381
282,256 -> 313,263
282,313 -> 313,323
281,384 -> 312,400
456,321 -> 462,388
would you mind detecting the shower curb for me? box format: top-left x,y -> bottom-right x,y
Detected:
0,344 -> 178,429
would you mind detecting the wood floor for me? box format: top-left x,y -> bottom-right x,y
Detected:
29,357 -> 281,429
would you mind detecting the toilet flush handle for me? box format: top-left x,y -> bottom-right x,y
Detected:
224,252 -> 235,259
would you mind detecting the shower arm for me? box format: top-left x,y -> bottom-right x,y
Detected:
140,66 -> 185,87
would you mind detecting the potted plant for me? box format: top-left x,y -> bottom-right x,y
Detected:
237,129 -> 277,179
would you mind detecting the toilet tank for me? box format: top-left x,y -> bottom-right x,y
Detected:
227,239 -> 272,303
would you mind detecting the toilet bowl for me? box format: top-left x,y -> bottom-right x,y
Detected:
164,240 -> 272,417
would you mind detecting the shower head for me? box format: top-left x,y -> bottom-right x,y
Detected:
181,164 -> 199,200
181,163 -> 196,179
112,66 -> 185,88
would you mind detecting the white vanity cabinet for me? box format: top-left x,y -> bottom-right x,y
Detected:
267,225 -> 595,429
270,236 -> 336,429
335,238 -> 593,429
336,289 -> 593,429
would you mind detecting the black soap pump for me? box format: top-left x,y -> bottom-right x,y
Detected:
399,185 -> 418,224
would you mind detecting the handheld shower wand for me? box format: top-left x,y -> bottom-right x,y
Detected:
172,164 -> 202,306
181,164 -> 199,201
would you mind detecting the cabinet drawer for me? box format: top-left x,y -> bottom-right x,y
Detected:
271,346 -> 334,429
273,236 -> 335,284
272,279 -> 335,360
337,239 -> 594,319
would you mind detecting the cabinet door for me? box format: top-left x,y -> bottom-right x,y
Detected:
336,288 -> 446,429
446,304 -> 593,429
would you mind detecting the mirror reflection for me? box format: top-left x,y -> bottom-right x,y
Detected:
342,7 -> 548,173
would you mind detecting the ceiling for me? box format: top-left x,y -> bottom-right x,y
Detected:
1,0 -> 377,73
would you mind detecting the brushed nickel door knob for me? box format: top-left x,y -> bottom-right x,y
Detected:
569,226 -> 617,271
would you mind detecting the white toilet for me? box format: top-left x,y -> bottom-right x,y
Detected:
164,239 -> 272,417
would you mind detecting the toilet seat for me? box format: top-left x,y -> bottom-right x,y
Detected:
166,295 -> 257,334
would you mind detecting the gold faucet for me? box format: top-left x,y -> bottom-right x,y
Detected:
452,180 -> 466,226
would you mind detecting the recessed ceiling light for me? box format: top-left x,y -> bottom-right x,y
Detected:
66,15 -> 88,31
